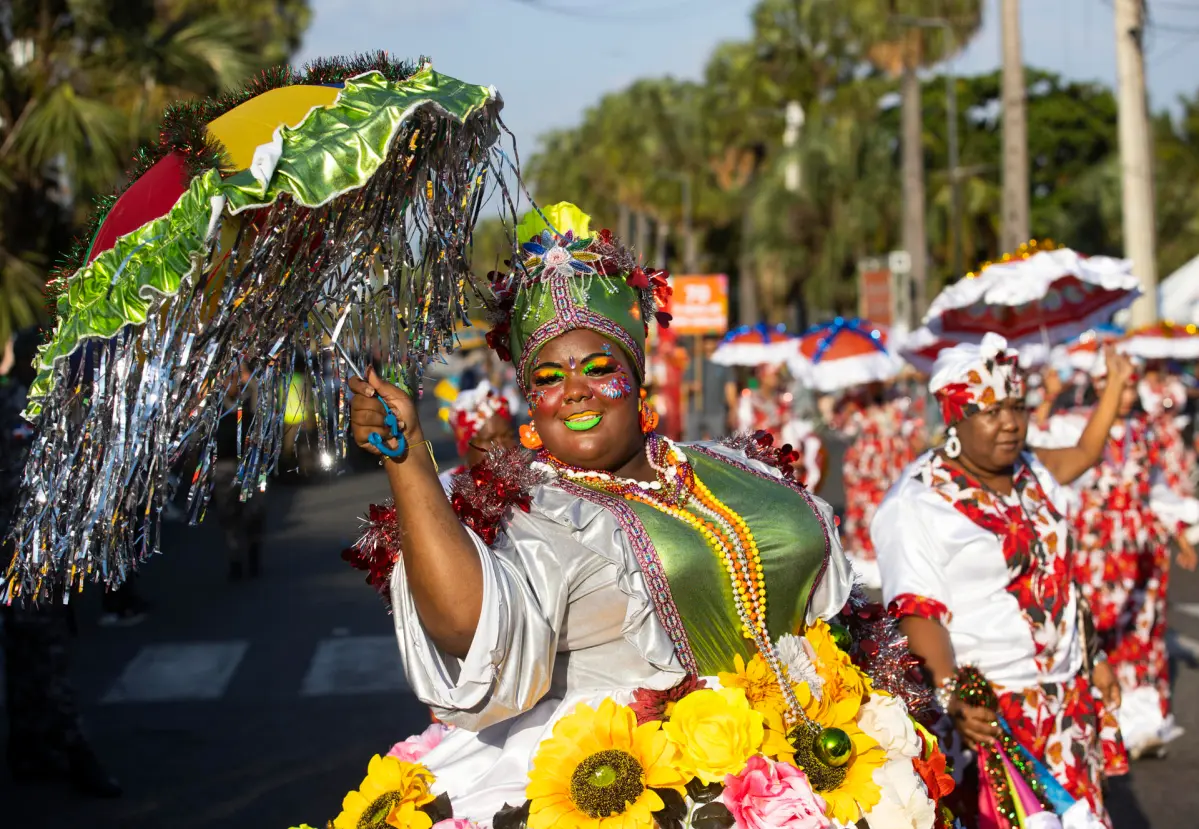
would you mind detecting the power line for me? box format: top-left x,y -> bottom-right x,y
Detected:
1149,29 -> 1199,62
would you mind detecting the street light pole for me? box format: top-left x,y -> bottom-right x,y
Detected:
892,15 -> 962,280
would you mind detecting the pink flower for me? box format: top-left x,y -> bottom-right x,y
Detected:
432,820 -> 478,829
387,723 -> 449,763
722,756 -> 830,829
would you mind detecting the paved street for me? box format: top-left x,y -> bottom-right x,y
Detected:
2,446 -> 1199,827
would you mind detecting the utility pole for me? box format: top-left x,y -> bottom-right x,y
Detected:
1115,0 -> 1158,325
900,64 -> 928,327
893,16 -> 962,282
1000,0 -> 1030,251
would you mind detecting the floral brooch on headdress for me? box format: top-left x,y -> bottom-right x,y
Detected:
520,229 -> 602,280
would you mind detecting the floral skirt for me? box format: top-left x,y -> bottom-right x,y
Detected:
947,674 -> 1128,829
1075,534 -> 1173,717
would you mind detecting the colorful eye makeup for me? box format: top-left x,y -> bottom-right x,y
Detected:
582,356 -> 619,375
532,367 -> 566,386
527,348 -> 634,412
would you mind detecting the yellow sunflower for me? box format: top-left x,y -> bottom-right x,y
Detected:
718,653 -> 788,718
804,620 -> 872,704
761,713 -> 884,826
527,698 -> 688,829
333,755 -> 437,829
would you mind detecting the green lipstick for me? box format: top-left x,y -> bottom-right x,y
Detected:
564,413 -> 603,431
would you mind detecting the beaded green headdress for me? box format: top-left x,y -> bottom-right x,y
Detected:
487,202 -> 672,392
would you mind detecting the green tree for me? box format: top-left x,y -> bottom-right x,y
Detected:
0,0 -> 311,346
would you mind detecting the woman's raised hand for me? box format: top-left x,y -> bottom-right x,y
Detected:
1104,345 -> 1135,389
349,367 -> 423,458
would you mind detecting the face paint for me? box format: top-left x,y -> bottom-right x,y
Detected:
597,370 -> 634,400
529,367 -> 566,413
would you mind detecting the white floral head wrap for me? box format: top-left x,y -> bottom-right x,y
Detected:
448,381 -> 511,455
929,333 -> 1026,425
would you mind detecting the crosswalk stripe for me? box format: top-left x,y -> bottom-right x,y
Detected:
102,641 -> 249,703
300,635 -> 407,696
1175,602 -> 1199,621
1168,630 -> 1199,662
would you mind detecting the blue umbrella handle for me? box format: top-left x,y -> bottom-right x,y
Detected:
368,396 -> 408,459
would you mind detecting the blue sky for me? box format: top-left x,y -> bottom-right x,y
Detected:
298,0 -> 1199,155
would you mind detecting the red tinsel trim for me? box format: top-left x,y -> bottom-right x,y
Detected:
840,586 -> 936,721
449,447 -> 547,545
720,431 -> 801,482
342,502 -> 401,604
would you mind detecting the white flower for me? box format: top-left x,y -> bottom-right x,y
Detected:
776,633 -> 823,699
862,756 -> 937,829
857,694 -> 921,761
543,245 -> 571,267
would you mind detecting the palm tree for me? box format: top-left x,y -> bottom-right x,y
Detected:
854,0 -> 983,320
0,0 -> 309,346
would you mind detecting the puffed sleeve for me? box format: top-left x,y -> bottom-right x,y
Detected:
390,510 -> 575,731
872,493 -> 953,626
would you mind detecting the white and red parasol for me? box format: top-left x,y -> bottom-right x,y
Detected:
710,322 -> 799,367
788,317 -> 904,392
923,244 -> 1141,347
1120,321 -> 1199,361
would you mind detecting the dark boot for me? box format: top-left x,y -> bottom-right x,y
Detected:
68,743 -> 122,798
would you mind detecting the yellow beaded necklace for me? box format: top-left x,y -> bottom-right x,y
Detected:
550,435 -> 805,725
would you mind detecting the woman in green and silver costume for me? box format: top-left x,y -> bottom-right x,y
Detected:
345,204 -> 919,827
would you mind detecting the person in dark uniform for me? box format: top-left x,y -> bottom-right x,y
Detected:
1,327 -> 121,797
212,362 -> 265,579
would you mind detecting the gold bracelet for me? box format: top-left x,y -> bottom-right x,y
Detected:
379,439 -> 438,473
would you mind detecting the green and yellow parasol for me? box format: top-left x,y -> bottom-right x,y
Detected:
7,54 -> 514,601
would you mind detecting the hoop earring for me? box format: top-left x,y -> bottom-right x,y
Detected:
944,426 -> 961,459
639,403 -> 659,434
519,422 -> 543,450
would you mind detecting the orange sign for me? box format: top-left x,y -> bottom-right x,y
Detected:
859,267 -> 893,326
669,275 -> 729,335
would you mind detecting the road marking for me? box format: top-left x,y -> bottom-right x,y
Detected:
1168,630 -> 1199,662
300,635 -> 407,696
103,642 -> 248,703
1175,602 -> 1199,621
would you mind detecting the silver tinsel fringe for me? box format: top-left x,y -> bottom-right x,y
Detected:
5,106 -> 521,603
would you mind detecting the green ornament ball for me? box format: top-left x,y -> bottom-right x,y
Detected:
813,727 -> 853,768
827,622 -> 853,652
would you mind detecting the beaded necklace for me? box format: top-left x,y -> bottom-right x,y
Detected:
542,433 -> 810,728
